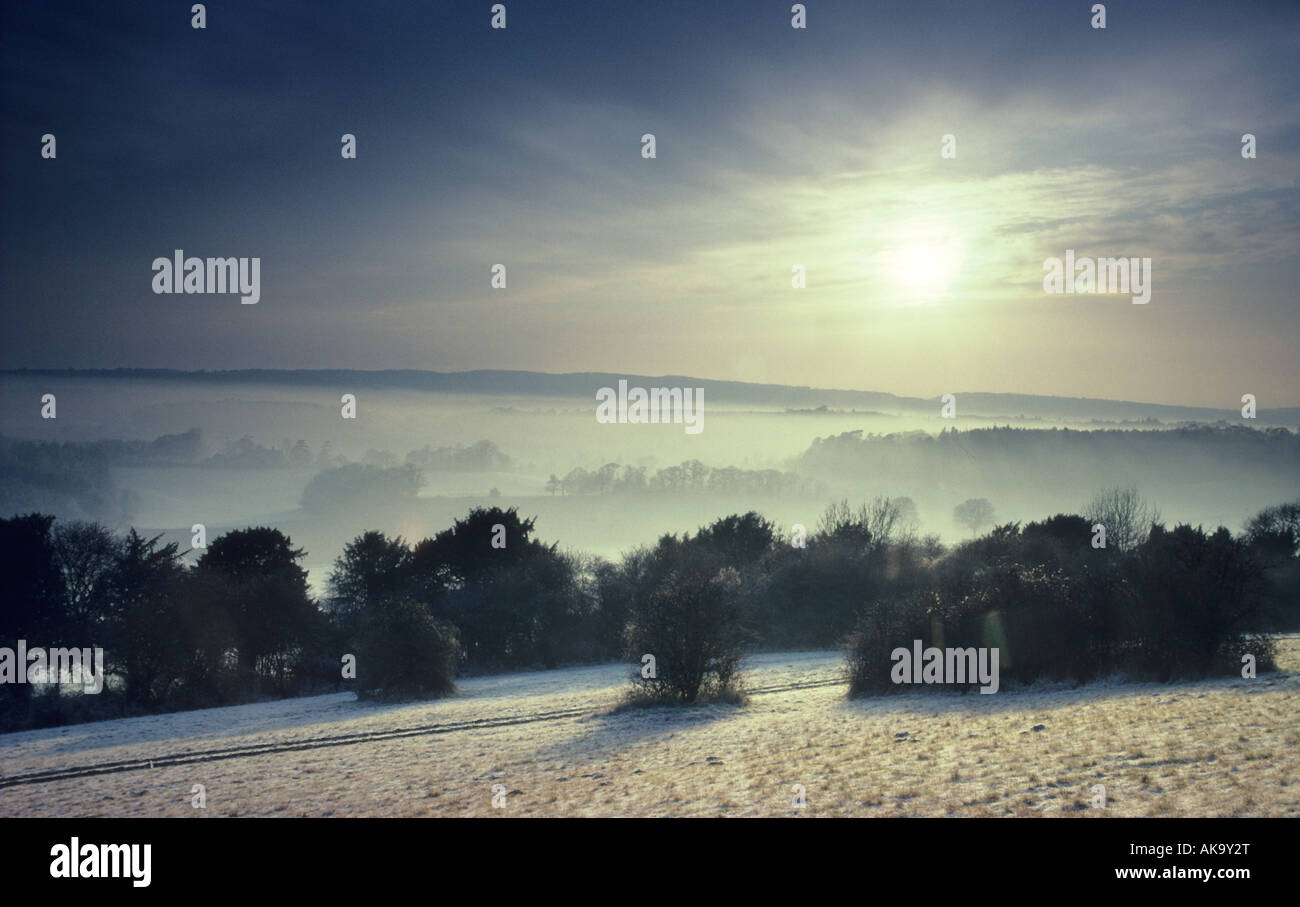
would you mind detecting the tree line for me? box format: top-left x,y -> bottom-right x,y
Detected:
2,495 -> 1297,729
544,459 -> 822,497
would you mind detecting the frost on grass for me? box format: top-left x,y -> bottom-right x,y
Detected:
1,644 -> 1296,818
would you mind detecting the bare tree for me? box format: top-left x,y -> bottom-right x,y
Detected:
51,520 -> 119,627
1085,486 -> 1160,552
817,496 -> 915,549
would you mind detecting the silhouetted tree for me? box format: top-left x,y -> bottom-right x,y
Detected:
354,597 -> 459,700
693,511 -> 777,566
1086,486 -> 1160,552
0,513 -> 65,707
327,531 -> 413,638
626,567 -> 750,703
100,529 -> 187,705
1244,501 -> 1300,560
194,527 -> 320,691
409,507 -> 591,670
51,520 -> 118,631
1243,501 -> 1300,629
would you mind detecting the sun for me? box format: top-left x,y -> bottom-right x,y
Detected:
884,228 -> 965,302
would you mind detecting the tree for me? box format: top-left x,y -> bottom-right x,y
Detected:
409,507 -> 588,670
0,514 -> 65,705
1242,501 -> 1300,630
817,497 -> 915,551
300,463 -> 423,512
1085,487 -> 1159,552
693,512 -> 776,566
616,465 -> 647,492
0,513 -> 65,638
1244,501 -> 1300,560
953,498 -> 996,535
844,592 -> 931,694
353,597 -> 459,700
561,467 -> 590,495
194,527 -> 319,686
51,520 -> 119,630
327,531 -> 413,637
625,567 -> 750,703
817,499 -> 875,550
1126,523 -> 1266,679
413,506 -> 541,586
100,529 -> 187,705
894,497 -> 920,533
1020,513 -> 1097,570
595,463 -> 619,494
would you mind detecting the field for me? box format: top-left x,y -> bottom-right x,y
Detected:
2,639 -> 1297,818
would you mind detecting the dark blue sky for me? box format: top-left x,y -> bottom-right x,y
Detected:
2,0 -> 1297,406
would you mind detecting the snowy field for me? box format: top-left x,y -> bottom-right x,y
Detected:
2,642 -> 1297,818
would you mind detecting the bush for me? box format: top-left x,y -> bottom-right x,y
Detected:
844,515 -> 1276,695
353,598 -> 460,700
843,592 -> 930,695
625,568 -> 751,704
1232,633 -> 1277,676
1121,524 -> 1266,680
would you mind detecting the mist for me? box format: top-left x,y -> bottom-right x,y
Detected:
3,370 -> 1293,594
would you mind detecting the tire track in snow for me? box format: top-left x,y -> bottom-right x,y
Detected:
0,675 -> 844,789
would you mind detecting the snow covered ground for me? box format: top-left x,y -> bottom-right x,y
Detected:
2,644 -> 1296,817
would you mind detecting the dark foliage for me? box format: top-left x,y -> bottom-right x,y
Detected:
4,495 -> 1291,730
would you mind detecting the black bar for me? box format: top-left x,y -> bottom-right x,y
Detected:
2,817 -> 1284,894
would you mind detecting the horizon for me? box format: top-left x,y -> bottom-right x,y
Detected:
4,365 -> 1300,413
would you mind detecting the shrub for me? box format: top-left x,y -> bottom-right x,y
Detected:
353,598 -> 460,700
625,568 -> 751,704
843,592 -> 930,695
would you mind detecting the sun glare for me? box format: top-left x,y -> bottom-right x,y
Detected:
884,228 -> 965,302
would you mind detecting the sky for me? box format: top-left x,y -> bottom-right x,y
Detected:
2,0 -> 1297,408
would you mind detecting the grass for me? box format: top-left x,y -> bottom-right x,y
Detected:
3,640 -> 1296,818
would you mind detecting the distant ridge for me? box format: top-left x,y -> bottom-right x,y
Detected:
3,368 -> 1297,425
